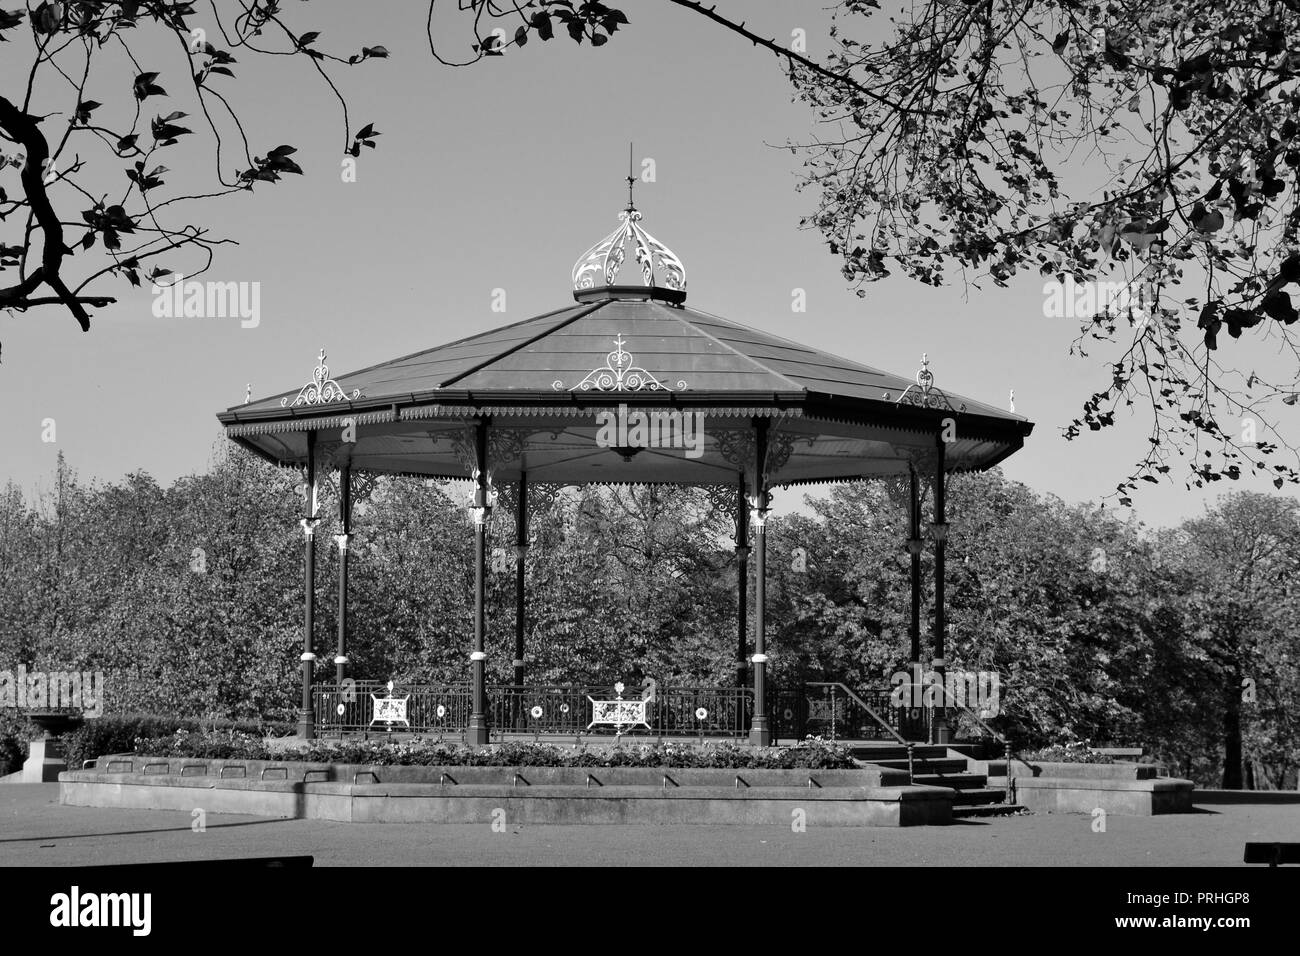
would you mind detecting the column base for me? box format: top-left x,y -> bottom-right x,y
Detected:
933,716 -> 952,745
466,716 -> 490,746
748,718 -> 771,748
22,737 -> 67,782
296,708 -> 315,740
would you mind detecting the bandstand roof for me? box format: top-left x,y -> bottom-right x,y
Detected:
218,200 -> 1032,488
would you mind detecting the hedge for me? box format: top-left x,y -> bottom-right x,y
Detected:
131,733 -> 860,769
61,714 -> 295,771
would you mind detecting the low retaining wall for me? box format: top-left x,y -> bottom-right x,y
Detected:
970,759 -> 1193,815
59,756 -> 950,826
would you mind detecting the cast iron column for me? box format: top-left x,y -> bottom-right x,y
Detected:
513,472 -> 528,687
467,420 -> 491,745
932,432 -> 950,744
909,464 -> 921,664
735,474 -> 749,691
296,431 -> 318,739
334,465 -> 352,684
749,420 -> 772,747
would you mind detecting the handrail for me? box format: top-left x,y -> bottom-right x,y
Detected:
927,679 -> 1021,806
805,682 -> 914,780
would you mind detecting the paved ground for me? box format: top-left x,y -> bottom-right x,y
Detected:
1,784 -> 1295,866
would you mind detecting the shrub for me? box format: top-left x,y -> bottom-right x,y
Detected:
0,713 -> 39,776
128,733 -> 860,769
64,714 -> 294,769
1020,739 -> 1114,764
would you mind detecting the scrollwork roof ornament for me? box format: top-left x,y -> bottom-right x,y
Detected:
894,353 -> 966,413
552,335 -> 687,392
281,348 -> 362,408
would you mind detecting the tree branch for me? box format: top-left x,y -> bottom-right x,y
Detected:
0,93 -> 91,330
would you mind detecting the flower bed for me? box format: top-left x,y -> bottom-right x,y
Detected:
131,732 -> 858,770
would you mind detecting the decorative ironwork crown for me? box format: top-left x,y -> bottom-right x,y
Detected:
572,203 -> 686,293
282,348 -> 362,408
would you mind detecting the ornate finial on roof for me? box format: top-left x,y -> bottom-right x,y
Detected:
552,334 -> 687,392
572,159 -> 686,295
895,352 -> 966,413
626,141 -> 635,213
281,347 -> 363,407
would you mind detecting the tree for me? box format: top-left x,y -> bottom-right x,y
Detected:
643,0 -> 1300,499
1165,492 -> 1300,788
770,470 -> 1173,749
0,1 -> 625,356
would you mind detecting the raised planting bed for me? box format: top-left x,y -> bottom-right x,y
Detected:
60,755 -> 951,827
969,758 -> 1194,815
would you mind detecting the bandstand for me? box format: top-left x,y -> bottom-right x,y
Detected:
217,185 -> 1033,747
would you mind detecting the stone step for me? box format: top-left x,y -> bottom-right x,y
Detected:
912,772 -> 990,791
849,745 -> 951,761
872,757 -> 970,774
953,803 -> 1027,819
952,787 -> 1010,806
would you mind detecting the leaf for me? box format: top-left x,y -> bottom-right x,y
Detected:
1262,289 -> 1298,325
298,31 -> 320,47
1051,30 -> 1068,54
133,72 -> 166,100
515,26 -> 528,47
361,45 -> 389,58
1191,203 -> 1224,233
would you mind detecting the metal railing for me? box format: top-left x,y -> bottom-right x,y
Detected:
771,683 -> 915,778
312,682 -> 753,740
313,681 -> 470,737
771,684 -> 919,740
927,679 -> 1018,806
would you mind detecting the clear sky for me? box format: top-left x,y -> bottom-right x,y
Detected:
2,1 -> 1293,527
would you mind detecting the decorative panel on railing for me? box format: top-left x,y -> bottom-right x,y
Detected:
312,683 -> 754,739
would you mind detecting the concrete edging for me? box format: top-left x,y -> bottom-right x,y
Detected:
59,760 -> 953,826
1004,775 -> 1194,815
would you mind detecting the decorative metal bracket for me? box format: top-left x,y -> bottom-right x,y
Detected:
281,348 -> 362,408
552,335 -> 686,392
